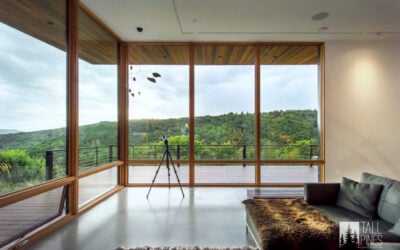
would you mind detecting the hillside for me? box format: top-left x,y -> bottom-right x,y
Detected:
0,110 -> 318,153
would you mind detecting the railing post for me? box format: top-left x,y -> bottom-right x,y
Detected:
45,150 -> 54,180
109,145 -> 113,162
242,145 -> 247,167
177,144 -> 181,167
95,146 -> 99,166
309,145 -> 313,167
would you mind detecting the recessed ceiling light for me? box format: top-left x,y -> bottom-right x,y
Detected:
318,27 -> 328,31
312,12 -> 330,21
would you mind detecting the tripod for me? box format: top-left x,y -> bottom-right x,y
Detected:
146,135 -> 185,199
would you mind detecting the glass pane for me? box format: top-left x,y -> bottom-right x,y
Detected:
129,164 -> 189,184
128,45 -> 189,164
261,164 -> 320,183
195,164 -> 255,184
260,45 -> 320,160
79,167 -> 118,206
0,0 -> 67,195
194,45 -> 255,160
0,186 -> 66,248
78,9 -> 118,172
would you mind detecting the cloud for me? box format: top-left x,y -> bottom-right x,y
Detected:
0,22 -> 319,132
261,65 -> 318,111
0,23 -> 67,131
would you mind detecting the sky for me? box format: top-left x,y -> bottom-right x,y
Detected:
0,22 -> 318,132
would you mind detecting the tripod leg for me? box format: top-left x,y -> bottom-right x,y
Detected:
146,150 -> 167,199
166,150 -> 171,189
167,151 -> 185,198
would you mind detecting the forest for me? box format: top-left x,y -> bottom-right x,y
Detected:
0,109 -> 319,194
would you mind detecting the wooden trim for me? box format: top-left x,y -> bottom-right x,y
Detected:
78,185 -> 124,215
10,214 -> 75,250
320,43 -> 326,183
79,2 -> 122,42
255,44 -> 261,186
128,159 -> 324,165
78,161 -> 123,179
118,42 -> 129,186
127,41 -> 324,46
128,159 -> 190,165
0,177 -> 74,209
127,183 -> 306,188
67,0 -> 79,216
189,44 -> 195,186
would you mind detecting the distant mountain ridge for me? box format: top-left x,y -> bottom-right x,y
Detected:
0,129 -> 20,135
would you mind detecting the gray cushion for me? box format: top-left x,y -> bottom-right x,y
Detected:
361,172 -> 400,224
389,219 -> 400,236
336,177 -> 383,218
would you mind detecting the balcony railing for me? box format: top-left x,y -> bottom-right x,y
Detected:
43,144 -> 319,180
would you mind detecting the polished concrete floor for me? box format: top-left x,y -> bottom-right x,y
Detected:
30,188 -> 250,250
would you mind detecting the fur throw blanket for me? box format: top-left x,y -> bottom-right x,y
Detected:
243,199 -> 339,250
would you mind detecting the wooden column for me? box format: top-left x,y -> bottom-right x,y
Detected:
255,44 -> 261,186
118,42 -> 129,186
67,0 -> 79,215
189,44 -> 195,186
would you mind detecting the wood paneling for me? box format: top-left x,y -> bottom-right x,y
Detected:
0,0 -> 118,64
79,8 -> 118,64
129,43 -> 319,65
260,45 -> 319,65
195,45 -> 255,65
0,0 -> 67,51
129,44 -> 190,65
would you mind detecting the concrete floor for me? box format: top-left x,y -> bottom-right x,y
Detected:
30,188 -> 250,250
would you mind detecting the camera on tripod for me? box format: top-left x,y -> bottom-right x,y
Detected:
146,134 -> 185,199
161,134 -> 168,147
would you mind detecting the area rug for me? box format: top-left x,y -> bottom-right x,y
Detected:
116,247 -> 257,250
243,198 -> 338,250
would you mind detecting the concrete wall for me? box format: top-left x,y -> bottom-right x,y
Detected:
325,41 -> 400,182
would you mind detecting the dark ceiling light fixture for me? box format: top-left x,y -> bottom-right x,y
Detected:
46,20 -> 54,25
312,12 -> 330,21
128,66 -> 162,98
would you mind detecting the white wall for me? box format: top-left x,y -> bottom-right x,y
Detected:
325,41 -> 400,182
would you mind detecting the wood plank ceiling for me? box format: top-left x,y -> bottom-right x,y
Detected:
129,44 -> 319,65
0,1 -> 320,65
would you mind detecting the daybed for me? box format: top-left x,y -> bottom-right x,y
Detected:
244,172 -> 400,250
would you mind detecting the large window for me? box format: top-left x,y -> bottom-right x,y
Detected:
194,45 -> 255,184
128,44 -> 190,185
0,0 -> 67,195
0,0 -> 68,248
260,45 -> 321,183
127,43 -> 323,185
78,8 -> 119,172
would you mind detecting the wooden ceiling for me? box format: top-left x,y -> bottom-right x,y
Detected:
0,1 -> 320,65
129,44 -> 319,65
79,8 -> 118,64
0,0 -> 67,52
0,0 -> 117,65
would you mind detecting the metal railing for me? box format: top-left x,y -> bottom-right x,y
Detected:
42,143 -> 319,180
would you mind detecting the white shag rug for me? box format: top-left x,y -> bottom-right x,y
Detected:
116,247 -> 258,250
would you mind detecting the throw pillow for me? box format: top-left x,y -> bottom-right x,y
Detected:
336,177 -> 383,218
389,218 -> 400,236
